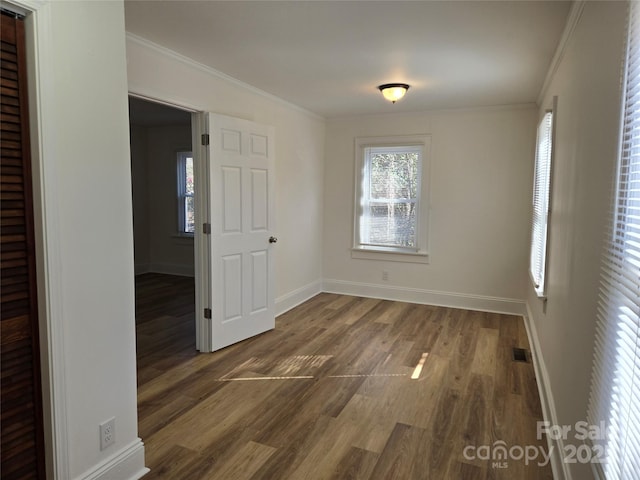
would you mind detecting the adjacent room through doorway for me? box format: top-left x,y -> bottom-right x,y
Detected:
128,96 -> 197,365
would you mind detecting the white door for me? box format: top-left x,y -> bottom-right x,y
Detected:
207,113 -> 276,351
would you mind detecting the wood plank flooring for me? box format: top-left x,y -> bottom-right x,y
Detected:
135,273 -> 553,480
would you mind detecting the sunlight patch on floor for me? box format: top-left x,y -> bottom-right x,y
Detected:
411,352 -> 429,380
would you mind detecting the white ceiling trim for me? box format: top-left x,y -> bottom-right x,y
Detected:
126,32 -> 324,121
537,1 -> 586,106
128,91 -> 198,114
327,102 -> 538,124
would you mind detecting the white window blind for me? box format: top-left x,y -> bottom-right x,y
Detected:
530,111 -> 554,296
587,3 -> 640,479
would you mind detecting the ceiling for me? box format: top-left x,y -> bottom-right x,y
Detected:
124,0 -> 571,118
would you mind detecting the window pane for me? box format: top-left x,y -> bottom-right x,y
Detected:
186,156 -> 194,195
369,152 -> 418,200
177,152 -> 194,235
363,149 -> 419,248
365,202 -> 416,248
185,195 -> 195,233
356,139 -> 427,253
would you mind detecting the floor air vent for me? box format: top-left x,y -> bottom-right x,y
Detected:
512,347 -> 529,363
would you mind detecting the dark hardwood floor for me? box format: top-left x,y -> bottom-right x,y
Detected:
135,273 -> 552,479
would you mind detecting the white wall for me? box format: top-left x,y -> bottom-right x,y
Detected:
526,3 -> 626,479
34,1 -> 145,478
130,123 -> 194,276
323,106 -> 536,313
126,35 -> 326,310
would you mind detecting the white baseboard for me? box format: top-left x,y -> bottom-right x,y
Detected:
141,263 -> 194,277
524,303 -> 570,480
134,264 -> 150,276
322,279 -> 526,315
75,439 -> 149,480
276,279 -> 323,316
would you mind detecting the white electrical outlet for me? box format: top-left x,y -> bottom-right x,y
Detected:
382,270 -> 389,281
100,417 -> 115,450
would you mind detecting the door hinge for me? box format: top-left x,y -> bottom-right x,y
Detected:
204,308 -> 212,319
201,133 -> 210,146
203,223 -> 211,234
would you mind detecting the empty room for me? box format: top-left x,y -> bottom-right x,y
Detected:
1,1 -> 638,480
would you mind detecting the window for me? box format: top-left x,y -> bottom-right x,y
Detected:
177,151 -> 194,235
353,135 -> 430,262
529,107 -> 555,297
587,4 -> 640,479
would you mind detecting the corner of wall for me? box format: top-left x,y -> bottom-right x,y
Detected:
537,1 -> 586,105
276,279 -> 323,317
523,301 -> 571,480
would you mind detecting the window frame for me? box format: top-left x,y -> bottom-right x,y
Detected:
529,100 -> 556,298
176,150 -> 195,236
352,135 -> 430,263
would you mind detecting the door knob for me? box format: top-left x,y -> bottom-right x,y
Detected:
269,236 -> 278,244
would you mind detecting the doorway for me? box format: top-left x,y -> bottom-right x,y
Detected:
128,97 -> 197,371
128,98 -> 278,357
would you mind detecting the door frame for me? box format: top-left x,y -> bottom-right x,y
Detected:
126,95 -> 211,354
6,0 -> 211,471
126,96 -> 211,353
192,112 -> 212,352
3,0 -> 67,477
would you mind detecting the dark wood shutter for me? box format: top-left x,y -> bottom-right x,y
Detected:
1,11 -> 46,480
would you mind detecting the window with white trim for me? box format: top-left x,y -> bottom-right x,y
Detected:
177,151 -> 194,235
587,4 -> 640,479
353,135 -> 430,262
529,108 -> 555,297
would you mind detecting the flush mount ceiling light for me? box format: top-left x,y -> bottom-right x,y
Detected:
378,83 -> 410,103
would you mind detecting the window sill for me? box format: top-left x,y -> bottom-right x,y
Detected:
351,247 -> 429,264
533,291 -> 547,301
172,234 -> 194,245
529,272 -> 547,300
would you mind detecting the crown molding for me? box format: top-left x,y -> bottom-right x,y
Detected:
537,1 -> 586,106
125,32 -> 324,121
